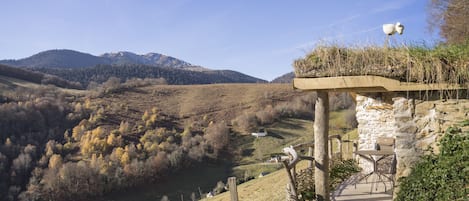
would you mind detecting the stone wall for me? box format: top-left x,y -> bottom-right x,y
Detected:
396,97 -> 469,178
355,93 -> 395,171
355,92 -> 469,178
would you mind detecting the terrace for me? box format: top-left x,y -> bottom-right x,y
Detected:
291,43 -> 469,200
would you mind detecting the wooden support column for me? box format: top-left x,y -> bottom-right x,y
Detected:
228,177 -> 238,201
314,91 -> 330,201
308,146 -> 313,168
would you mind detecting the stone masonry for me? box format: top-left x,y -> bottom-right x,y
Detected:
355,92 -> 469,179
355,93 -> 395,172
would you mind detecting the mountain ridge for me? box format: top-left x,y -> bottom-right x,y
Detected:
271,72 -> 294,83
0,49 -> 196,69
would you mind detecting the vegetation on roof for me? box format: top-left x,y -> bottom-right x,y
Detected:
293,41 -> 469,85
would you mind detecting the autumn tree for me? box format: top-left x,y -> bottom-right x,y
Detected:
119,121 -> 130,133
11,153 -> 33,186
102,76 -> 121,93
48,154 -> 63,169
428,0 -> 469,44
204,122 -> 229,156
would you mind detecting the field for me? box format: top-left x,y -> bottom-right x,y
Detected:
91,83 -> 302,129
203,161 -> 310,201
87,84 -> 357,200
204,112 -> 358,201
0,74 -> 86,95
82,83 -> 312,200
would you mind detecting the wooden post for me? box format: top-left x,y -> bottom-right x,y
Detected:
228,177 -> 239,201
336,138 -> 342,161
346,135 -> 350,159
282,161 -> 298,200
198,187 -> 203,199
308,146 -> 313,168
353,141 -> 358,159
314,91 -> 330,201
291,166 -> 296,183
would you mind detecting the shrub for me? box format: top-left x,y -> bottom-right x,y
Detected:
329,159 -> 361,189
295,159 -> 360,200
232,112 -> 258,133
395,122 -> 469,201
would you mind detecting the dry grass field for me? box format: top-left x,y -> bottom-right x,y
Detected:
90,83 -> 304,130
203,161 -> 309,201
89,84 -> 356,200
0,74 -> 86,94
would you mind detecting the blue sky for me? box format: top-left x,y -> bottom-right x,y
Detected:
0,0 -> 439,81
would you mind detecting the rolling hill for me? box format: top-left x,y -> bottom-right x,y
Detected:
0,49 -> 109,69
271,72 -> 294,83
0,64 -> 83,89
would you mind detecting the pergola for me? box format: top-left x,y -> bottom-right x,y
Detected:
292,75 -> 466,201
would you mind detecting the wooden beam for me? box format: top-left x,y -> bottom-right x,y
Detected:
293,76 -> 467,92
314,91 -> 330,201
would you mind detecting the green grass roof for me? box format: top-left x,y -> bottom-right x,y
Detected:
293,42 -> 469,85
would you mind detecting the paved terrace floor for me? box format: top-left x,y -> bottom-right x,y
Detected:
332,173 -> 393,201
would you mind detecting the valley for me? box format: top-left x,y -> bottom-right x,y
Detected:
1,75 -> 352,200
0,51 -> 355,201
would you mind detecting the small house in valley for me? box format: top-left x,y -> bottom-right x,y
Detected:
251,128 -> 268,137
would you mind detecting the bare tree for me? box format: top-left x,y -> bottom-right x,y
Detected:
428,0 -> 469,44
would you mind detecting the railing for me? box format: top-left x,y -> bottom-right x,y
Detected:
328,135 -> 357,162
280,136 -> 357,201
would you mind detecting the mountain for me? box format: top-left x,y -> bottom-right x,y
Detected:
34,64 -> 267,86
0,49 -> 196,69
1,49 -> 266,84
271,72 -> 294,83
0,49 -> 109,69
101,51 -> 193,68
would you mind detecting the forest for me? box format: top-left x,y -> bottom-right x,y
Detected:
0,83 -> 232,201
33,64 -> 265,87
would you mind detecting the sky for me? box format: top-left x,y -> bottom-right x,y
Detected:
0,0 -> 440,81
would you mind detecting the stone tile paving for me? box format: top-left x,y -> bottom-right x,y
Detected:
332,173 -> 393,201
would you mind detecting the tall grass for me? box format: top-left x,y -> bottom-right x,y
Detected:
294,41 -> 469,85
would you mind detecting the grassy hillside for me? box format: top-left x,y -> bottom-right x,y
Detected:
87,86 -> 355,197
203,111 -> 358,201
0,74 -> 85,95
271,72 -> 294,83
89,83 -> 301,128
0,64 -> 83,89
204,161 -> 310,201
